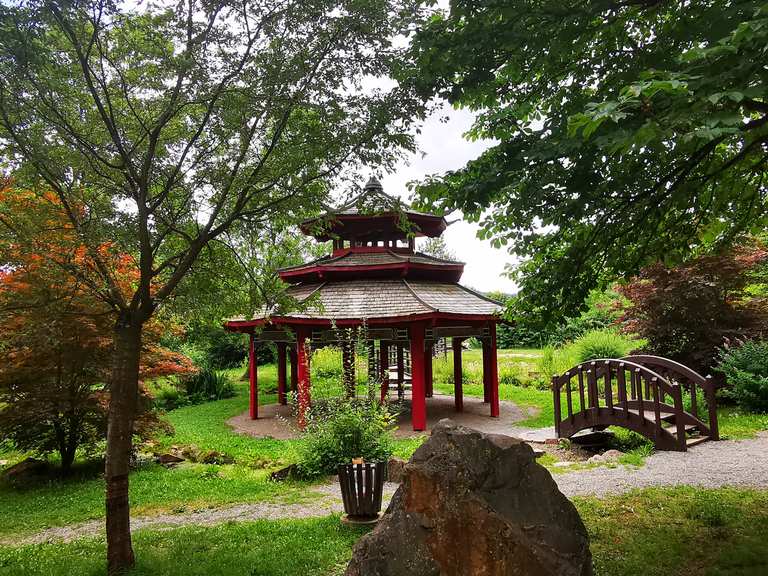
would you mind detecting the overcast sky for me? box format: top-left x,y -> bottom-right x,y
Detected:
378,104 -> 519,295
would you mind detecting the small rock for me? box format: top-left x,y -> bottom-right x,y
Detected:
0,459 -> 8,466
531,449 -> 545,458
155,453 -> 185,466
1,458 -> 48,481
386,457 -> 407,483
199,450 -> 235,465
270,464 -> 299,481
587,449 -> 623,464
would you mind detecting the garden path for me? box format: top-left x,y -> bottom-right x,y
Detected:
554,431 -> 768,496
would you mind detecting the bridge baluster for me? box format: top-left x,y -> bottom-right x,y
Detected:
636,370 -> 645,423
617,363 -> 628,418
604,361 -> 613,414
652,377 -> 662,439
690,381 -> 698,419
587,365 -> 599,422
566,374 -> 573,423
577,368 -> 585,413
673,384 -> 686,450
552,375 -> 561,437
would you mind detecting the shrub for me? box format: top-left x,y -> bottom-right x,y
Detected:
715,339 -> 768,413
182,369 -> 235,404
297,400 -> 395,478
573,329 -> 643,364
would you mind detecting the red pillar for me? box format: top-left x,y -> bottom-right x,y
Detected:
290,345 -> 298,394
482,339 -> 491,403
489,323 -> 500,418
296,328 -> 311,429
410,323 -> 427,431
277,342 -> 287,405
453,337 -> 463,412
249,333 -> 258,419
379,340 -> 390,401
425,340 -> 434,398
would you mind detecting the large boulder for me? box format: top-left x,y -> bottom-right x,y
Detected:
345,420 -> 592,576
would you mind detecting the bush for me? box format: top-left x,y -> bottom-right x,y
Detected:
297,400 -> 395,478
182,369 -> 235,404
715,339 -> 768,413
573,329 -> 643,364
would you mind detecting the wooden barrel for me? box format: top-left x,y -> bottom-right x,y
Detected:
338,461 -> 387,520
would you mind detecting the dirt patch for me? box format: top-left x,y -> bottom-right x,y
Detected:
227,394 -> 529,440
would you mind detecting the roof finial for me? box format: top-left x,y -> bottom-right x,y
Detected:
364,175 -> 384,193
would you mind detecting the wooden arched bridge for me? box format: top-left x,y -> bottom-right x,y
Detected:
552,355 -> 719,451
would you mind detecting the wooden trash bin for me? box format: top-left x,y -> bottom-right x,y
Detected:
338,461 -> 386,524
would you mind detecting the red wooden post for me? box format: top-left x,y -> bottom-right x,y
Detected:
425,340 -> 434,398
289,345 -> 298,394
379,340 -> 390,402
410,323 -> 427,431
482,339 -> 491,403
277,342 -> 287,405
489,322 -> 500,418
452,337 -> 464,412
296,328 -> 311,429
248,333 -> 258,420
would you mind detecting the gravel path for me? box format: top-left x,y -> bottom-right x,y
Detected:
4,433 -> 767,547
554,432 -> 768,497
1,482 -> 400,547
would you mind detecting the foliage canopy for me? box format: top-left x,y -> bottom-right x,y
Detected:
407,0 -> 768,325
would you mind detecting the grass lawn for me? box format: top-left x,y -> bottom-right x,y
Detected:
0,364 -> 424,540
1,487 -> 766,576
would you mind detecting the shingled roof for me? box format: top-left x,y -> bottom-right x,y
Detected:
241,279 -> 501,321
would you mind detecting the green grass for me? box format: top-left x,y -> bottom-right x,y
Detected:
0,363 -> 423,540
0,367 -> 305,539
576,486 -> 768,576
2,487 -> 767,576
717,406 -> 768,439
0,516 -> 366,576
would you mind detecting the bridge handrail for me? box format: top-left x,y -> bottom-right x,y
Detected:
620,355 -> 712,390
619,354 -> 719,440
552,358 -> 679,398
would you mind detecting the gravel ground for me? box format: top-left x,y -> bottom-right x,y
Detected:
554,431 -> 768,497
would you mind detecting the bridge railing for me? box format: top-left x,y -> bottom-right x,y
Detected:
620,355 -> 718,440
551,358 -> 714,451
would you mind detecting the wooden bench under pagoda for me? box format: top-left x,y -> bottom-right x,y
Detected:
225,177 -> 503,431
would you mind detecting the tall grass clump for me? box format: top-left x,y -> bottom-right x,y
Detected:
573,329 -> 644,364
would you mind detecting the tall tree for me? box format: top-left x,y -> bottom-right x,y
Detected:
0,0 -> 425,570
406,0 -> 768,327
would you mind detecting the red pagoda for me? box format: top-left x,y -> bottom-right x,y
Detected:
225,178 -> 502,431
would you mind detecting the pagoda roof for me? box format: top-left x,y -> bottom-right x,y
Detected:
278,249 -> 464,283
226,279 -> 502,327
300,178 -> 447,241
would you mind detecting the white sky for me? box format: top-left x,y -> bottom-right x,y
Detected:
378,104 -> 519,295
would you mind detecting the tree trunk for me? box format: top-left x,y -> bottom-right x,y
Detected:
105,316 -> 143,575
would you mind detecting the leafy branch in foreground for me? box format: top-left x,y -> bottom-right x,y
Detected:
406,0 -> 768,326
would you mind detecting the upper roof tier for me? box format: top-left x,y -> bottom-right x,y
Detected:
278,248 -> 465,284
300,177 -> 447,243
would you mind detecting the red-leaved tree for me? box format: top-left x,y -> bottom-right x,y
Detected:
618,241 -> 768,372
0,185 -> 194,475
